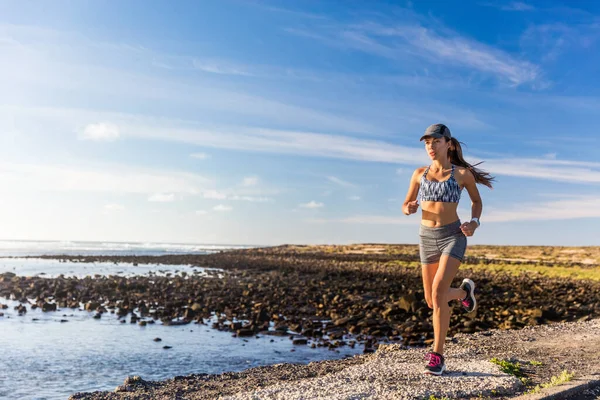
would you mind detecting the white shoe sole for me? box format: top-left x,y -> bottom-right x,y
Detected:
462,278 -> 477,312
423,363 -> 446,376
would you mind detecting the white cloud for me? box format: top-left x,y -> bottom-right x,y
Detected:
242,176 -> 259,187
520,22 -> 600,62
327,176 -> 356,187
370,25 -> 539,85
202,189 -> 272,202
195,210 -> 208,215
287,17 -> 539,85
307,215 -> 413,224
190,152 -> 210,160
502,2 -> 535,11
396,168 -> 405,175
203,190 -> 228,199
349,195 -> 361,201
229,195 -> 272,202
133,125 -> 425,165
213,204 -> 232,212
6,106 -> 600,185
148,193 -> 175,202
0,161 -> 210,194
80,123 -> 120,141
300,201 -> 324,209
104,203 -> 125,211
482,1 -> 535,11
311,195 -> 600,225
484,159 -> 600,183
192,59 -> 254,76
485,196 -> 600,222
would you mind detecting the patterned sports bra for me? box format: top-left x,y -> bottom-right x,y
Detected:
419,165 -> 463,203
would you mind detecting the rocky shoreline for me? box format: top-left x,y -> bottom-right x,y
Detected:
2,246 -> 600,351
2,244 -> 600,399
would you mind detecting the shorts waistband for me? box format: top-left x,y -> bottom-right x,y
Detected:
419,220 -> 462,238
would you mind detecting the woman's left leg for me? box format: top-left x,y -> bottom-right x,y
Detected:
431,254 -> 465,355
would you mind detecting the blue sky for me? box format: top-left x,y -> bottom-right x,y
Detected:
0,0 -> 599,246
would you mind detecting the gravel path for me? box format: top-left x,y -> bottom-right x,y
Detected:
222,345 -> 521,400
71,318 -> 600,400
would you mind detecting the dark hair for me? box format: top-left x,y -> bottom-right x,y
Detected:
447,137 -> 495,189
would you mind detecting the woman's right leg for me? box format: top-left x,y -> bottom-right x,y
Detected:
422,262 -> 466,308
421,262 -> 439,309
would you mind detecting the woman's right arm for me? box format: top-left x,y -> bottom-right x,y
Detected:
402,168 -> 422,215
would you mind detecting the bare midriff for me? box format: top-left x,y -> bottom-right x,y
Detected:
420,201 -> 460,227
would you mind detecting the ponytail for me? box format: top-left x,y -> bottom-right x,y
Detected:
448,137 -> 495,189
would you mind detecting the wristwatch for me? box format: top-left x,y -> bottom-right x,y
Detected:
470,217 -> 480,227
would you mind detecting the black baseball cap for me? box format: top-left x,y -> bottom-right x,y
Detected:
420,123 -> 452,141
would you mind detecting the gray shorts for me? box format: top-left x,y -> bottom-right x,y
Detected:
419,220 -> 467,264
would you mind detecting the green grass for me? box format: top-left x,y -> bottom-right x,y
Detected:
385,260 -> 600,281
490,358 -> 528,384
526,370 -> 575,394
470,263 -> 600,281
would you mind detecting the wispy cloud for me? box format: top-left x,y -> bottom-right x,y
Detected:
202,189 -> 272,202
0,161 -> 210,194
360,23 -> 539,85
485,196 -> 600,222
300,201 -> 324,209
192,58 -> 255,76
229,195 -> 272,202
104,203 -> 125,212
311,194 -> 600,225
203,190 -> 228,200
242,176 -> 259,187
349,195 -> 361,201
195,210 -> 208,215
308,215 -> 413,224
481,2 -> 535,11
286,17 -> 539,85
520,22 -> 600,61
148,193 -> 175,202
190,152 -> 210,160
213,204 -> 232,212
132,125 -> 425,165
10,105 -> 600,185
80,123 -> 120,141
246,3 -> 327,20
125,122 -> 600,184
484,159 -> 600,183
502,2 -> 535,11
327,176 -> 356,188
0,24 -> 378,135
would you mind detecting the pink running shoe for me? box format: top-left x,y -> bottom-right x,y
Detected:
459,278 -> 477,313
423,351 -> 446,376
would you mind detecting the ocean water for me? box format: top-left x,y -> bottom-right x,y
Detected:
0,239 -> 253,257
0,242 -> 364,400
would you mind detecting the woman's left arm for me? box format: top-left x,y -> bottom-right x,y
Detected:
460,167 -> 482,237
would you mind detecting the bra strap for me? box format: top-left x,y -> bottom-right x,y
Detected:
450,165 -> 455,177
423,166 -> 430,179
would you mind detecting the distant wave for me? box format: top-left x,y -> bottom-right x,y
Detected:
0,240 -> 257,256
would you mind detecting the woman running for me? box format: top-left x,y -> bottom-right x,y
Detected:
402,123 -> 494,376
